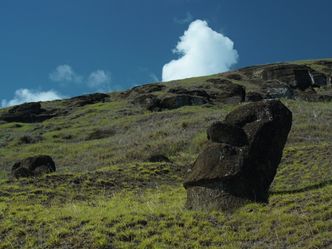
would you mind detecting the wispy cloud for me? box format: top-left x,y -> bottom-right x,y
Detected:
1,89 -> 64,107
87,70 -> 111,88
162,19 -> 239,81
174,12 -> 193,24
49,64 -> 82,83
149,73 -> 160,82
50,65 -> 112,91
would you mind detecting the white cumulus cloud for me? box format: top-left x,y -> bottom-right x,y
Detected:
162,19 -> 239,81
49,64 -> 82,83
87,70 -> 111,88
1,89 -> 64,107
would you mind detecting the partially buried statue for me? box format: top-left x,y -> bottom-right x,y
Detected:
183,100 -> 292,211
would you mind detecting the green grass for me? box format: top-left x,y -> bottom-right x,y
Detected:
0,59 -> 332,248
1,183 -> 331,249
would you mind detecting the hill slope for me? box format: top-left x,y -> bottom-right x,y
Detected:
0,59 -> 332,249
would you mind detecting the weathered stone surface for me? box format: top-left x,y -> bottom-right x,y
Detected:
12,155 -> 56,178
225,100 -> 292,193
167,83 -> 246,105
206,78 -> 234,85
127,78 -> 248,111
122,83 -> 166,98
0,102 -> 55,123
131,83 -> 166,94
225,100 -> 292,146
261,64 -> 313,90
131,94 -> 161,111
8,102 -> 43,114
245,92 -> 263,102
168,87 -> 211,99
158,94 -> 208,110
309,71 -> 327,87
184,100 -> 292,211
207,122 -> 248,146
261,80 -> 294,99
206,78 -> 246,104
184,143 -> 247,187
67,93 -> 109,107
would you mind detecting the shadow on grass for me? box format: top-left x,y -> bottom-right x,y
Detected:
270,179 -> 332,195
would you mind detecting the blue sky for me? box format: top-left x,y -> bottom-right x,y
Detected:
1,0 -> 332,106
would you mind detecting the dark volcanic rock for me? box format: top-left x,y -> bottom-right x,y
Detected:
147,154 -> 171,163
207,122 -> 248,146
261,64 -> 312,90
206,78 -> 246,104
168,87 -> 211,99
184,143 -> 250,211
9,102 -> 43,114
158,94 -> 208,110
245,92 -> 263,102
185,143 -> 247,186
68,93 -> 109,107
261,80 -> 294,99
224,100 -> 292,146
131,83 -> 166,94
309,71 -> 327,87
131,94 -> 161,111
129,79 -> 247,111
132,88 -> 210,111
0,102 -> 55,123
122,83 -> 166,98
12,155 -> 56,178
128,84 -> 212,111
225,73 -> 243,80
206,78 -> 233,85
184,100 -> 292,211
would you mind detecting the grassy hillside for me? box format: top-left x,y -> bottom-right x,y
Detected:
0,59 -> 332,248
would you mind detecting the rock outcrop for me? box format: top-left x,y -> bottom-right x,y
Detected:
261,80 -> 294,99
130,80 -> 246,111
245,92 -> 263,102
240,63 -> 332,101
158,94 -> 208,110
131,94 -> 160,111
67,93 -> 110,107
125,61 -> 332,112
310,70 -> 327,87
206,78 -> 246,104
0,102 -> 55,123
122,83 -> 166,98
184,100 -> 292,211
261,64 -> 313,90
12,155 -> 56,178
